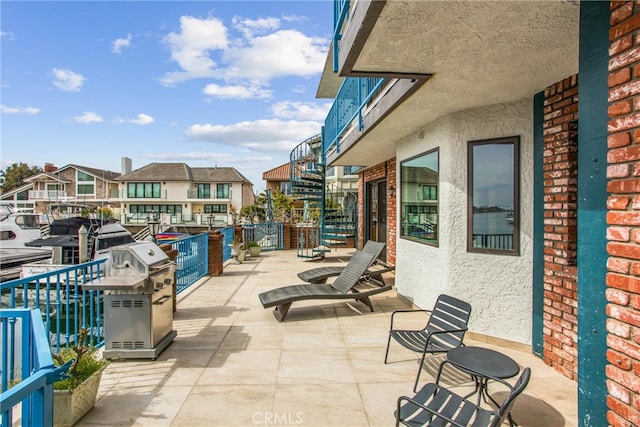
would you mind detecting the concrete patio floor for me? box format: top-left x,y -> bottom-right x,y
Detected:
80,248 -> 578,426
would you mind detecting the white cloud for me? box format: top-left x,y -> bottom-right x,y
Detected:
160,16 -> 228,85
129,113 -> 154,125
270,101 -> 331,121
222,30 -> 327,80
73,112 -> 103,123
1,31 -> 15,40
185,119 -> 320,153
232,16 -> 280,39
112,33 -> 132,54
52,68 -> 86,92
203,83 -> 272,99
160,15 -> 328,88
1,104 -> 40,114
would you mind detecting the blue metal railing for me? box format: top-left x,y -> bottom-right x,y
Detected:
165,233 -> 209,293
333,0 -> 350,72
1,308 -> 69,426
242,223 -> 285,251
220,226 -> 235,262
0,260 -> 107,352
323,77 -> 386,157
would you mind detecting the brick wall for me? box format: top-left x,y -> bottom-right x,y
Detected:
358,158 -> 396,264
606,3 -> 640,425
542,75 -> 579,379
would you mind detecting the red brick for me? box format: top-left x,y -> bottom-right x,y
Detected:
611,16 -> 640,49
607,287 -> 631,304
608,302 -> 640,326
611,34 -> 634,56
608,196 -> 631,209
609,145 -> 640,164
608,364 -> 640,394
607,320 -> 632,340
608,226 -> 631,241
607,272 -> 640,293
609,132 -> 631,148
611,1 -> 634,25
610,69 -> 632,89
607,211 -> 640,226
608,379 -> 631,404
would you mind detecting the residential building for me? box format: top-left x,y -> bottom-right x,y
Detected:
8,163 -> 121,216
113,162 -> 254,226
316,1 -> 630,424
263,162 -> 292,195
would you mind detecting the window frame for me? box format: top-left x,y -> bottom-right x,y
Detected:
76,170 -> 95,196
466,136 -> 520,255
400,148 -> 439,247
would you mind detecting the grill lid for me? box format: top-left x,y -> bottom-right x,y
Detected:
107,242 -> 170,277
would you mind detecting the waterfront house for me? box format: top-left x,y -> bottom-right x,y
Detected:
113,161 -> 254,226
315,1 -> 636,424
263,162 -> 292,195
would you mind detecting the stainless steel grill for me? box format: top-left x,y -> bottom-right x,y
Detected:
84,242 -> 177,359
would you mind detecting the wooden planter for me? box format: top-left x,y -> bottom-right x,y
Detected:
54,365 -> 106,427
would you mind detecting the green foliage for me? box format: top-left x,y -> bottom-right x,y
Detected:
239,204 -> 265,223
52,329 -> 107,390
96,207 -> 113,220
247,241 -> 260,248
0,162 -> 43,192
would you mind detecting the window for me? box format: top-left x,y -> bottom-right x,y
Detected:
204,204 -> 227,213
197,183 -> 211,199
325,167 -> 336,177
343,166 -> 362,176
467,136 -> 520,254
216,183 -> 229,198
400,149 -> 439,245
76,170 -> 95,196
280,182 -> 291,195
127,183 -> 161,198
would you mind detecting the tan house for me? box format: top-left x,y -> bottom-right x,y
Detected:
21,163 -> 120,216
263,162 -> 291,195
113,162 -> 254,226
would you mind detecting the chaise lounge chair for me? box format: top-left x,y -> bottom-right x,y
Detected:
297,240 -> 394,284
259,251 -> 392,322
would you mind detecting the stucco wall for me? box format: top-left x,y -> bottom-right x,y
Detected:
395,98 -> 534,344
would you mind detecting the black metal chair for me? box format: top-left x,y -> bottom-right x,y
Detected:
385,294 -> 472,391
395,362 -> 531,427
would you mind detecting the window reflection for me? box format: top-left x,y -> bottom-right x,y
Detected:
468,137 -> 520,254
400,149 -> 439,245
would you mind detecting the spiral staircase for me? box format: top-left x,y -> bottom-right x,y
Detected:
290,134 -> 357,258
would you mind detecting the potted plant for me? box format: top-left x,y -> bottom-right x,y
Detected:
247,241 -> 261,257
52,329 -> 108,427
229,237 -> 247,263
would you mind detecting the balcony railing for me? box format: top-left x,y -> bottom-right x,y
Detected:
28,190 -> 68,200
1,308 -> 70,426
323,76 -> 386,157
186,190 -> 232,200
333,0 -> 350,72
109,189 -> 168,200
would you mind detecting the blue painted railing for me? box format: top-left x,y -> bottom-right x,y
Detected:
164,233 -> 209,294
323,77 -> 386,157
333,0 -> 350,72
0,260 -> 107,352
1,308 -> 70,426
242,223 -> 285,251
220,226 -> 234,262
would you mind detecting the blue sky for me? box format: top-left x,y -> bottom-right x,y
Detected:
1,0 -> 333,192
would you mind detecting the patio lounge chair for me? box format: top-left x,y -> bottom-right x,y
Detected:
259,251 -> 392,322
385,294 -> 472,391
297,240 -> 393,284
395,360 -> 531,427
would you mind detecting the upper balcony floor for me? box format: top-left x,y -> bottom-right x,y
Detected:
318,0 -> 580,169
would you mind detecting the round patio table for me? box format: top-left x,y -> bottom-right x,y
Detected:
446,346 -> 520,426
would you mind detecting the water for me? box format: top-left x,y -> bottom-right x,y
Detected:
472,212 -> 514,235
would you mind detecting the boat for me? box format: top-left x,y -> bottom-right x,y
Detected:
505,212 -> 514,224
0,203 -> 52,281
21,216 -> 136,277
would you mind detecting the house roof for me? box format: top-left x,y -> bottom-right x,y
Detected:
24,172 -> 69,184
263,162 -> 290,181
116,163 -> 252,185
0,182 -> 33,199
65,164 -> 121,181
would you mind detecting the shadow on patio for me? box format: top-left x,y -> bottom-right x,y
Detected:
80,249 -> 577,426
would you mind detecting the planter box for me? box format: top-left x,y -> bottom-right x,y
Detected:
249,246 -> 261,257
54,366 -> 106,427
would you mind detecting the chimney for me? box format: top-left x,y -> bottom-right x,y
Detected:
44,163 -> 58,172
121,157 -> 132,175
